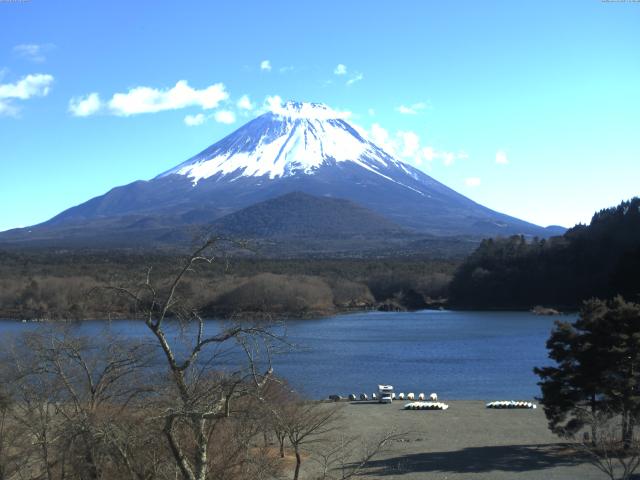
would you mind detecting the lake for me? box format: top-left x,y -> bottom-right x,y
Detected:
0,310 -> 569,400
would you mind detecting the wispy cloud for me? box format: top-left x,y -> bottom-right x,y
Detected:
263,95 -> 351,120
184,113 -> 205,126
398,131 -> 421,158
495,149 -> 509,164
13,43 -> 55,63
214,110 -> 236,124
396,102 -> 428,115
334,64 -> 347,75
183,109 -> 236,127
260,60 -> 272,71
369,123 -> 394,153
279,65 -> 294,73
69,93 -> 102,117
366,123 -> 467,168
264,95 -> 284,114
0,102 -> 17,116
346,72 -> 363,86
237,94 -> 254,111
0,73 -> 54,116
464,177 -> 481,187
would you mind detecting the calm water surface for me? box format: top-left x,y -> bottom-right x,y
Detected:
0,310 -> 571,400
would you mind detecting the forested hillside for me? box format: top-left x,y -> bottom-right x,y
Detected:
449,198 -> 640,310
0,251 -> 455,320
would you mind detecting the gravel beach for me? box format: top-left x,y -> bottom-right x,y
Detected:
310,400 -> 607,480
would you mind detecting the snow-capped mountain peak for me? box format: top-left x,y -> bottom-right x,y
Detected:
159,100 -> 416,186
268,100 -> 348,120
9,102 -> 554,245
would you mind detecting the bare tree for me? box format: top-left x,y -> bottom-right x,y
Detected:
104,238 -> 280,480
0,386 -> 29,480
258,377 -> 297,459
576,410 -> 640,480
1,328 -> 158,480
278,401 -> 340,480
311,430 -> 407,480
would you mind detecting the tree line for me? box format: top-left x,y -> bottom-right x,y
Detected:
0,252 -> 455,320
449,198 -> 640,310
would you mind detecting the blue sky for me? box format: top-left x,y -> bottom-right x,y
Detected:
1,0 -> 638,232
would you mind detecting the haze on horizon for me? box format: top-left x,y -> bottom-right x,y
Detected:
0,0 -> 638,232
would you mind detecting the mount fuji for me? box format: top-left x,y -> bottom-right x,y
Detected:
1,101 -> 563,252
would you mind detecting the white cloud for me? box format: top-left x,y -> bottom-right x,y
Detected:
496,149 -> 509,164
13,43 -> 54,63
69,93 -> 102,117
422,146 -> 435,162
183,110 -> 235,126
0,73 -> 54,99
396,102 -> 428,115
362,123 -> 468,169
279,65 -> 294,73
237,94 -> 254,111
265,95 -> 284,113
184,113 -> 205,126
396,106 -> 414,114
424,148 -> 467,167
107,80 -> 228,116
214,110 -> 236,124
260,60 -> 272,71
0,73 -> 54,115
443,152 -> 455,166
398,131 -> 421,158
464,177 -> 481,187
346,73 -> 363,86
368,108 -> 375,116
369,123 -> 396,156
334,64 -> 347,75
0,102 -> 17,116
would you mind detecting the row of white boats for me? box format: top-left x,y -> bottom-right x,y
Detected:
403,401 -> 537,411
404,401 -> 449,410
485,400 -> 537,409
334,385 -> 537,410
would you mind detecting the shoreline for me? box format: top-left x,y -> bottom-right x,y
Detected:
0,305 -> 575,323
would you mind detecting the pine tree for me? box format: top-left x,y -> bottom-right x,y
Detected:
535,297 -> 640,447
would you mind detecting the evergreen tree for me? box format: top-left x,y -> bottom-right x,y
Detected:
599,297 -> 640,448
535,297 -> 640,448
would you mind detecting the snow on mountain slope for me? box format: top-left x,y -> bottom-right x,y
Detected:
158,101 -> 422,193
